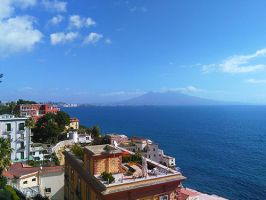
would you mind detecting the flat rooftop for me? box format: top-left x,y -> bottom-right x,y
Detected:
85,144 -> 122,156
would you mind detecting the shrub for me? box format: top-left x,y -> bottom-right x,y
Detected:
0,176 -> 7,189
5,185 -> 20,200
101,172 -> 115,184
71,144 -> 84,160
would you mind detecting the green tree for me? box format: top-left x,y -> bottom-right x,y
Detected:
7,102 -> 16,115
91,125 -> 100,138
17,99 -> 37,105
0,138 -> 12,175
55,111 -> 70,131
32,112 -> 70,144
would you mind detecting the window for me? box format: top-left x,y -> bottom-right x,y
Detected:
19,123 -> 25,131
45,188 -> 51,193
21,152 -> 24,159
6,123 -> 11,131
154,154 -> 156,157
153,148 -> 155,151
159,195 -> 168,200
23,181 -> 27,184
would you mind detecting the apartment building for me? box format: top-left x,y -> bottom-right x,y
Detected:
64,144 -> 185,200
0,114 -> 31,162
18,104 -> 60,120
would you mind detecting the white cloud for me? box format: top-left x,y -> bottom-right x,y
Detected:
14,0 -> 37,8
18,86 -> 33,91
49,14 -> 63,25
86,17 -> 96,27
220,49 -> 266,73
0,16 -> 42,56
0,0 -> 37,20
101,90 -> 145,97
83,32 -> 102,44
162,86 -> 203,93
246,78 -> 266,84
203,48 -> 266,74
105,38 -> 112,44
0,0 -> 13,19
42,0 -> 67,12
50,32 -> 78,45
69,15 -> 96,29
130,6 -> 147,13
69,15 -> 82,29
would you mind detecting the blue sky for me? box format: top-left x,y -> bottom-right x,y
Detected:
2,0 -> 266,103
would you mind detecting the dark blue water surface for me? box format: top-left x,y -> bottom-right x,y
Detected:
62,106 -> 266,200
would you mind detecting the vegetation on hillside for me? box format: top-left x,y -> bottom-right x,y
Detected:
32,111 -> 70,144
0,99 -> 37,115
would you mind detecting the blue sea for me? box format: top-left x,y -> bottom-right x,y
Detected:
62,106 -> 266,200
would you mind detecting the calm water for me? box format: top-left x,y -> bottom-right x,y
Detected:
62,106 -> 266,200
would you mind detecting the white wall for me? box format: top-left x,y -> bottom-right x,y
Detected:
39,172 -> 64,199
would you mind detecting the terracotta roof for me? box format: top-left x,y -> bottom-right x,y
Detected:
40,166 -> 64,175
180,188 -> 200,197
3,171 -> 14,179
3,163 -> 64,179
70,118 -> 79,122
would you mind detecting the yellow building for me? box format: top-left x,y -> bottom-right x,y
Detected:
66,118 -> 79,130
64,144 -> 186,200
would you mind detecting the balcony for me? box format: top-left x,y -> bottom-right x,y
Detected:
18,129 -> 25,134
2,129 -> 13,135
16,137 -> 25,142
17,146 -> 26,152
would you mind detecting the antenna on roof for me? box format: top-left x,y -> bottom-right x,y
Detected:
114,140 -> 118,147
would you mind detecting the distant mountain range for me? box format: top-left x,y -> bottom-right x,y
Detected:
111,91 -> 230,106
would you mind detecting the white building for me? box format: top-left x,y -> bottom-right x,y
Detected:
0,114 -> 31,162
120,137 -> 176,168
30,143 -> 52,161
4,163 -> 64,199
68,131 -> 93,144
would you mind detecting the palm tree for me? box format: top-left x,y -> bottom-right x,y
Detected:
0,138 -> 12,175
25,117 -> 35,160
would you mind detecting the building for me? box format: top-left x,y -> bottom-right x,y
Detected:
18,104 -> 60,120
39,166 -> 65,199
179,188 -> 228,200
64,144 -> 185,200
3,163 -> 64,199
0,114 -> 31,162
120,137 -> 176,168
30,143 -> 52,161
68,131 -> 93,144
106,134 -> 128,145
66,118 -> 80,130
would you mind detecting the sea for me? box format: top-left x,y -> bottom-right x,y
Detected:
62,106 -> 266,200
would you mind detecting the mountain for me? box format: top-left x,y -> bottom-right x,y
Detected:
114,91 -> 228,106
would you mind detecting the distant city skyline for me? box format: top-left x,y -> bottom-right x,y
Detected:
1,0 -> 266,103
